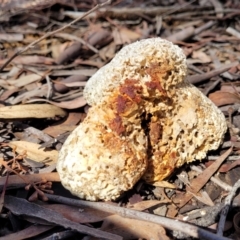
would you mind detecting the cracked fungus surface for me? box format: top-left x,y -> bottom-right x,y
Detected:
57,38 -> 227,201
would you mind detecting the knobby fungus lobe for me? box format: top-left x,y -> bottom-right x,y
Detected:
57,38 -> 227,201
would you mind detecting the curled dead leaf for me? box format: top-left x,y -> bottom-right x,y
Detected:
27,97 -> 86,109
209,91 -> 240,106
8,141 -> 58,164
100,215 -> 169,240
0,104 -> 66,119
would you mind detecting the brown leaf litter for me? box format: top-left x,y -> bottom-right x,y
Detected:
0,0 -> 240,239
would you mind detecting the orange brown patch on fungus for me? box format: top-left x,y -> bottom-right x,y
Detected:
116,95 -> 129,114
145,81 -> 165,93
119,79 -> 143,103
109,115 -> 125,135
149,120 -> 162,145
146,63 -> 170,94
144,149 -> 180,182
102,132 -> 123,153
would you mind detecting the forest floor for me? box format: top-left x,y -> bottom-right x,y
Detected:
0,0 -> 240,239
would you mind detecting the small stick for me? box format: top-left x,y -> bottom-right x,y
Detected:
45,194 -> 230,240
217,178 -> 240,236
0,0 -> 111,72
208,155 -> 240,161
188,62 -> 239,84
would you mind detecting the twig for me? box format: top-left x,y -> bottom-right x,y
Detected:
217,178 -> 240,236
226,27 -> 240,39
55,33 -> 99,53
4,196 -> 122,240
45,194 -> 230,240
63,5 -> 214,20
166,26 -> 195,42
0,0 -> 111,72
203,77 -> 221,95
203,78 -> 221,95
188,62 -> 239,84
0,172 -> 9,213
209,0 -> 223,18
194,20 -> 215,35
208,155 -> 240,161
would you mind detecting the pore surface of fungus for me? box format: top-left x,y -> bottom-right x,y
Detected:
57,38 -> 227,201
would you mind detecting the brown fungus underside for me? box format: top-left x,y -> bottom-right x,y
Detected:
57,38 -> 227,201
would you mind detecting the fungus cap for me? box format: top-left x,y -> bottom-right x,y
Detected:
57,38 -> 227,201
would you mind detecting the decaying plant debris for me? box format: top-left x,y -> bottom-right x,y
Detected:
0,0 -> 240,239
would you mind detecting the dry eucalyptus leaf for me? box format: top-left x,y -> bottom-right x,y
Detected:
0,104 -> 66,119
43,112 -> 85,137
9,141 -> 58,164
152,181 -> 177,189
43,204 -> 111,223
112,27 -> 141,45
0,225 -> 53,240
27,98 -> 86,109
192,50 -> 211,63
100,214 -> 169,240
128,200 -> 164,211
0,56 -> 55,66
7,73 -> 42,88
209,91 -> 240,106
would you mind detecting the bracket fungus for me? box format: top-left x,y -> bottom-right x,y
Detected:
57,38 -> 227,201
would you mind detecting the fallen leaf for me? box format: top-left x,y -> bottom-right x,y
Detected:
7,73 -> 42,88
128,200 -> 164,211
112,27 -> 141,45
0,104 -> 66,119
190,190 -> 214,206
209,91 -> 240,106
101,214 -> 169,240
0,225 -> 54,240
43,204 -> 112,223
8,141 -> 58,164
43,112 -> 85,137
220,85 -> 240,93
152,180 -> 177,188
192,50 -> 211,63
167,26 -> 195,42
86,27 -> 113,48
0,88 -> 18,101
98,41 -> 116,61
0,33 -> 23,42
55,42 -> 82,65
51,69 -> 96,77
206,159 -> 240,173
27,97 -> 87,109
0,55 -> 55,65
53,75 -> 88,93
